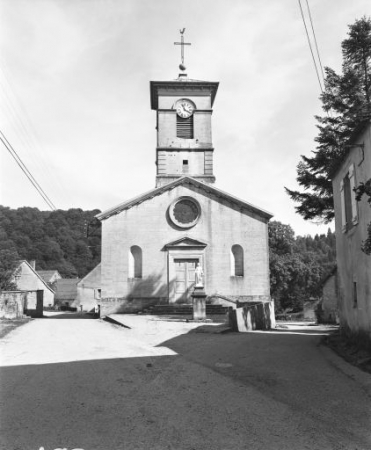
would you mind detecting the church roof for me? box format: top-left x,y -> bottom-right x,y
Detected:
96,176 -> 273,222
150,78 -> 219,110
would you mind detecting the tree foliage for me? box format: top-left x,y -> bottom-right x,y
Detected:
269,221 -> 336,312
286,16 -> 371,223
0,206 -> 101,285
355,179 -> 371,254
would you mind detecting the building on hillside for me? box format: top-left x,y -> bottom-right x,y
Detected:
12,260 -> 55,307
331,117 -> 371,345
74,264 -> 101,312
97,37 -> 273,316
54,279 -> 80,309
37,269 -> 62,286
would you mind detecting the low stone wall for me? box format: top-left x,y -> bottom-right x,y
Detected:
229,300 -> 275,332
100,297 -> 167,316
0,291 -> 27,319
208,294 -> 271,308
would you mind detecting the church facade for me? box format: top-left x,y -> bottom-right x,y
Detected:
97,69 -> 273,315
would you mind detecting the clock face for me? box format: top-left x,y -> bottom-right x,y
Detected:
176,100 -> 194,118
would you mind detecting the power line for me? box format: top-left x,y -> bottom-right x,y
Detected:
0,61 -> 70,207
0,130 -> 57,210
305,0 -> 325,84
298,0 -> 324,94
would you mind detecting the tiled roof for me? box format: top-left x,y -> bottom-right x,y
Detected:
37,270 -> 59,282
54,279 -> 80,301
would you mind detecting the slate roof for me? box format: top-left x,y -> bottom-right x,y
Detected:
37,270 -> 60,283
54,278 -> 80,301
96,176 -> 273,221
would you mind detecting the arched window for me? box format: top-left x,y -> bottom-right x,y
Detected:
128,246 -> 142,278
231,245 -> 244,277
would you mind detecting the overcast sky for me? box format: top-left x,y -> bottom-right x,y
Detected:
0,0 -> 369,236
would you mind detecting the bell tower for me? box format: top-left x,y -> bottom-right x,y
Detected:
150,30 -> 219,187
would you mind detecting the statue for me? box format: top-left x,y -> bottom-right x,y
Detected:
195,263 -> 204,287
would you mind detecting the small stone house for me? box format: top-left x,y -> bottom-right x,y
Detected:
74,264 -> 101,312
12,260 -> 55,307
54,279 -> 80,308
37,269 -> 62,286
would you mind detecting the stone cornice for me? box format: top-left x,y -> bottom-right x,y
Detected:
150,80 -> 219,110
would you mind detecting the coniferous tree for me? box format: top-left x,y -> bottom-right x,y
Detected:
286,17 -> 371,223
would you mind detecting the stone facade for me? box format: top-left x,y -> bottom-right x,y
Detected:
13,261 -> 54,307
332,119 -> 371,344
98,74 -> 272,316
319,273 -> 339,324
98,178 -> 272,315
74,263 -> 101,312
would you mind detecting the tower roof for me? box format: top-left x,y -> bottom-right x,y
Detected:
150,78 -> 219,110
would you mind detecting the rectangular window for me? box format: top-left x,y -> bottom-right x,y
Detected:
353,282 -> 358,308
177,116 -> 194,139
95,289 -> 101,299
182,160 -> 189,173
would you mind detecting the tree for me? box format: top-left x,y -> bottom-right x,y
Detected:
268,221 -> 336,312
0,228 -> 19,291
286,17 -> 371,223
355,179 -> 371,254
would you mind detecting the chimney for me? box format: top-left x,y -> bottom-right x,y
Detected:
30,260 -> 36,270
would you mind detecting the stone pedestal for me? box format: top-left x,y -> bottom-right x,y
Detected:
192,286 -> 207,320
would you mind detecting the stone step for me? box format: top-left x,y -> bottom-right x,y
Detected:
146,304 -> 230,315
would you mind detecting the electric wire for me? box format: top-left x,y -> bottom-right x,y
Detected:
0,130 -> 57,210
0,61 -> 69,207
297,0 -> 324,94
305,0 -> 326,84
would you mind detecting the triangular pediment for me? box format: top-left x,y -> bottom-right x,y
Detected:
164,236 -> 207,249
96,176 -> 273,222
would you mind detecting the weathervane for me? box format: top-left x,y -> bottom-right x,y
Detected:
174,28 -> 191,72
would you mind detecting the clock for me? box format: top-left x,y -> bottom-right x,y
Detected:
176,99 -> 194,118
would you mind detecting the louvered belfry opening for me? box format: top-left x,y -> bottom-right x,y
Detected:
177,115 -> 194,139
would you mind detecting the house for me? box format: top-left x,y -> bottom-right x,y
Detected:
332,117 -> 371,346
54,278 -> 80,309
74,264 -> 101,312
37,269 -> 62,286
97,51 -> 273,316
12,260 -> 55,307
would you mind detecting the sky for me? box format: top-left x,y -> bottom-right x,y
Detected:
0,0 -> 370,237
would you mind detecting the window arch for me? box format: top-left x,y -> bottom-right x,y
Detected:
231,245 -> 244,277
129,246 -> 142,278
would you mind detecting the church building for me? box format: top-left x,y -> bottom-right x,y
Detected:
97,36 -> 273,315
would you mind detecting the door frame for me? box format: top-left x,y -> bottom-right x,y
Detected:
167,250 -> 205,303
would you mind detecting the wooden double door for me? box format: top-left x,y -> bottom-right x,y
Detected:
174,258 -> 199,303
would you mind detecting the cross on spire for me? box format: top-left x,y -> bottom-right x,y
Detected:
174,28 -> 191,70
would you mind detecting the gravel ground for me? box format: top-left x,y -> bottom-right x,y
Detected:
0,314 -> 370,450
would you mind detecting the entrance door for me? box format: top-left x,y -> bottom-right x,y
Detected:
174,259 -> 198,303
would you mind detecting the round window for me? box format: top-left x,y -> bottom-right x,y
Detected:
169,197 -> 201,228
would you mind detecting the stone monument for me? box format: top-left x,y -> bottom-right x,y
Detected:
192,263 -> 207,320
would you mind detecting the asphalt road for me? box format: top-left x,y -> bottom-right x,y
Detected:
0,313 -> 370,450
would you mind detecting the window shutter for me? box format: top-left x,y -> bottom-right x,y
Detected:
177,116 -> 194,139
348,164 -> 358,225
340,180 -> 347,233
